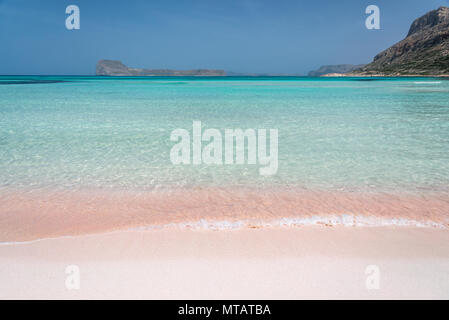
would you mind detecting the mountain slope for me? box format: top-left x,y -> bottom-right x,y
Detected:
357,7 -> 449,75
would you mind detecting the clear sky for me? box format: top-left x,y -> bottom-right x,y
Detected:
0,0 -> 448,75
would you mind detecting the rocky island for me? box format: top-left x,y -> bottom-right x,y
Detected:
96,60 -> 226,76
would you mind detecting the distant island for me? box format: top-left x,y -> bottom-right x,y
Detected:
96,60 -> 226,76
96,60 -> 303,77
308,64 -> 366,77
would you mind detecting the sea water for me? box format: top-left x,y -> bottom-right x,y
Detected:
1,76 -> 448,193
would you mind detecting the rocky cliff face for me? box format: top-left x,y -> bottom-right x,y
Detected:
96,60 -> 226,76
357,7 -> 449,75
407,7 -> 449,37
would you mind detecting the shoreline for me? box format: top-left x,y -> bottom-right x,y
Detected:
0,219 -> 446,246
322,73 -> 449,78
1,188 -> 448,242
2,74 -> 449,78
1,226 -> 448,299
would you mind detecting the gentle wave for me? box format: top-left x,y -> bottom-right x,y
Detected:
413,81 -> 442,84
133,215 -> 447,231
1,188 -> 449,243
1,214 -> 446,245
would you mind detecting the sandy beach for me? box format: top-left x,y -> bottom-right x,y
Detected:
1,226 -> 448,299
1,189 -> 447,299
2,0 -> 449,304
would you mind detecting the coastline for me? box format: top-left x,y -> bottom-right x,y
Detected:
2,2 -> 449,302
1,188 -> 448,243
1,75 -> 449,299
1,226 -> 448,299
321,73 -> 449,78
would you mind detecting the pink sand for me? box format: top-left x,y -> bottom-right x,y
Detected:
0,188 -> 448,242
0,227 -> 449,299
1,188 -> 448,299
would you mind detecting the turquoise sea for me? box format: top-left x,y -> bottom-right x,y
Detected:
1,76 -> 449,194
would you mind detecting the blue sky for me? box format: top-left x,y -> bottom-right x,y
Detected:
0,0 -> 448,75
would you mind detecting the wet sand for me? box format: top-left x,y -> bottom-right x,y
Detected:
1,188 -> 448,242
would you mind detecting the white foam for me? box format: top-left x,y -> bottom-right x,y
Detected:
1,214 -> 446,245
132,214 -> 447,231
413,81 -> 441,84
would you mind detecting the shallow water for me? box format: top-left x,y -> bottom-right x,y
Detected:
1,76 -> 449,193
1,76 -> 449,238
